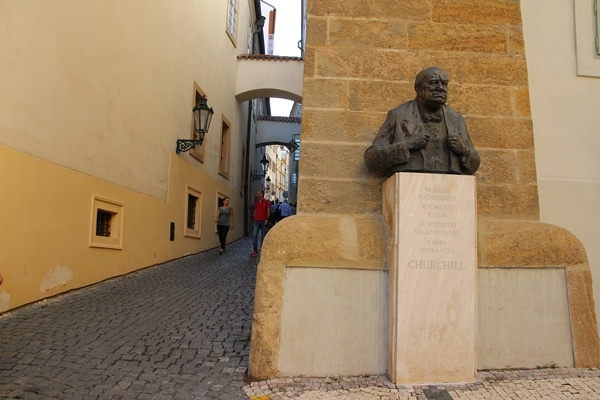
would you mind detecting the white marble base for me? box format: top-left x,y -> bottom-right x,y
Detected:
383,172 -> 477,384
478,267 -> 573,369
278,267 -> 388,376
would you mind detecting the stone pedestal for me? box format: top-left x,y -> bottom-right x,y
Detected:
382,172 -> 477,384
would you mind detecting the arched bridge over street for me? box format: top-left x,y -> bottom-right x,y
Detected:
236,54 -> 303,147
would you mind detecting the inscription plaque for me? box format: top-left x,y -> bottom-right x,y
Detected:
383,172 -> 476,384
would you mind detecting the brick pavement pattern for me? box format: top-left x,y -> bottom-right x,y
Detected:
1,236 -> 600,399
245,368 -> 600,399
0,238 -> 258,400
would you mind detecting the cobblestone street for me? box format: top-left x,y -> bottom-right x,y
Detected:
245,368 -> 600,399
1,237 -> 600,399
0,238 -> 257,399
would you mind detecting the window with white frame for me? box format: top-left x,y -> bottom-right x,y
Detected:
227,0 -> 238,43
575,0 -> 600,76
185,187 -> 202,238
219,117 -> 231,178
90,196 -> 124,249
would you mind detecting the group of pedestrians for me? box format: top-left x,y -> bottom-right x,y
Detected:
249,190 -> 296,257
249,190 -> 270,257
269,199 -> 293,225
214,191 -> 297,258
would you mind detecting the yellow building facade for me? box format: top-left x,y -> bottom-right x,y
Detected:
0,0 -> 265,311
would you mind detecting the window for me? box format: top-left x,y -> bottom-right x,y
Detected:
247,14 -> 254,53
191,85 -> 206,162
90,196 -> 123,249
293,134 -> 301,161
596,0 -> 600,54
96,210 -> 113,237
187,194 -> 198,230
227,0 -> 238,44
219,117 -> 231,178
575,0 -> 600,76
185,187 -> 202,238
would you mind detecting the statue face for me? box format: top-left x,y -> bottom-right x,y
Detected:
416,69 -> 449,107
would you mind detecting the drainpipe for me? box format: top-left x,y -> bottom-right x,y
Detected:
244,100 -> 252,236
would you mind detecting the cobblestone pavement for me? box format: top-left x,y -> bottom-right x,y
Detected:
1,237 -> 600,399
244,368 -> 600,399
0,237 -> 258,399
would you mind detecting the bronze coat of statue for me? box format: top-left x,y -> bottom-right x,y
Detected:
364,67 -> 480,176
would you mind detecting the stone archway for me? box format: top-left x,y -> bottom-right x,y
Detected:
235,54 -> 303,103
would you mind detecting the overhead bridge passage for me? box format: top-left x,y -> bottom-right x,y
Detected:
235,54 -> 304,103
256,116 -> 301,148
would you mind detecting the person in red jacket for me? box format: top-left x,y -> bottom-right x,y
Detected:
251,190 -> 270,257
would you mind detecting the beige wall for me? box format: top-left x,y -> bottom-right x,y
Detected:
478,268 -> 574,369
278,267 -> 387,376
0,0 -> 256,311
0,0 -> 249,200
521,0 -> 600,338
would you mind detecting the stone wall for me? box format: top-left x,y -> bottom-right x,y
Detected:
300,0 -> 535,218
248,0 -> 600,379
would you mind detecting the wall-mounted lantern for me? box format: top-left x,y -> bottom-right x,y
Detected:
287,139 -> 299,152
260,154 -> 270,175
176,96 -> 214,154
253,154 -> 270,181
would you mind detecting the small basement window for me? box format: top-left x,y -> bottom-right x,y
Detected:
185,187 -> 202,238
90,196 -> 124,249
187,194 -> 198,230
96,210 -> 114,237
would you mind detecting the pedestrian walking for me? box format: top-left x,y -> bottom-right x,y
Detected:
268,200 -> 281,227
215,196 -> 234,254
278,200 -> 292,220
251,190 -> 270,257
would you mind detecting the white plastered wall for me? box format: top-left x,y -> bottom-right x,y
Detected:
521,0 -> 600,338
278,267 -> 388,376
478,268 -> 574,369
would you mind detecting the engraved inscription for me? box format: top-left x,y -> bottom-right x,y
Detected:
409,184 -> 466,270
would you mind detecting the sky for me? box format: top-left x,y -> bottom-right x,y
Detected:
259,0 -> 302,116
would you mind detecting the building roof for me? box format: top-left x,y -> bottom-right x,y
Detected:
257,116 -> 301,123
237,54 -> 303,62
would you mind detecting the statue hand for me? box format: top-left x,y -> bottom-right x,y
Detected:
388,142 -> 410,162
447,135 -> 467,155
407,134 -> 430,150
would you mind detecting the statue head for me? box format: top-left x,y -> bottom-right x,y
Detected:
414,67 -> 449,111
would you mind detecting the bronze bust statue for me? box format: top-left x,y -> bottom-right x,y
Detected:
364,67 -> 480,176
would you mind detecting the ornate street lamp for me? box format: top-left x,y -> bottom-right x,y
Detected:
176,96 -> 214,153
260,154 -> 270,175
287,139 -> 299,152
253,154 -> 270,181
